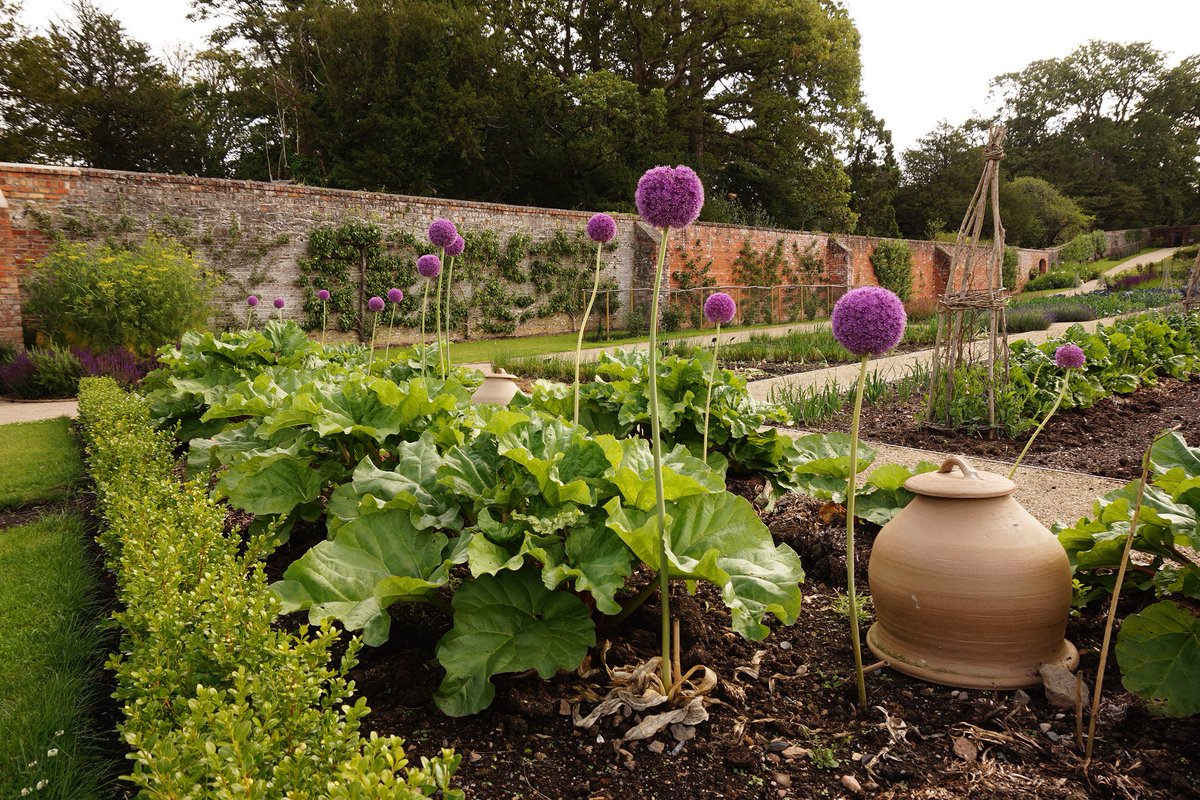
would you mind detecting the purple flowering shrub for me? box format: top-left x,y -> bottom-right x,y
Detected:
74,346 -> 158,388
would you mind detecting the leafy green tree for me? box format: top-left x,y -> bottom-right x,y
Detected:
847,107 -> 900,237
894,122 -> 986,239
0,0 -> 207,171
1001,176 -> 1093,248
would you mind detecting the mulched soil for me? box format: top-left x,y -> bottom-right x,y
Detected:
805,376 -> 1200,481
267,488 -> 1199,800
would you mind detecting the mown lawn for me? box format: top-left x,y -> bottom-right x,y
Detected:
0,417 -> 82,509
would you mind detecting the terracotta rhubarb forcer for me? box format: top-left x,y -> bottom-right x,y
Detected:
866,455 -> 1078,689
470,369 -> 522,406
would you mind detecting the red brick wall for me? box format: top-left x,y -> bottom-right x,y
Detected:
0,162 -> 1061,349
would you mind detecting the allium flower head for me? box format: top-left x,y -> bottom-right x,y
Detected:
273,297 -> 286,309
317,289 -> 330,301
1054,343 -> 1086,370
387,287 -> 404,304
428,218 -> 458,248
246,295 -> 259,307
445,235 -> 465,257
635,165 -> 704,229
586,213 -> 617,244
368,295 -> 385,313
417,254 -> 442,278
831,286 -> 907,357
704,292 -> 737,325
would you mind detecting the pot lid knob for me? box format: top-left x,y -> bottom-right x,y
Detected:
904,455 -> 1016,499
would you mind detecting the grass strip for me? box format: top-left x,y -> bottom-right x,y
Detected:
0,417 -> 83,510
0,512 -> 116,799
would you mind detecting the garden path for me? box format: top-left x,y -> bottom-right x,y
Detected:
1063,246 -> 1178,295
0,399 -> 77,425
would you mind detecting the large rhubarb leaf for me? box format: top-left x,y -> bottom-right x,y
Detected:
855,461 -> 939,525
434,568 -> 595,716
605,492 -> 804,639
216,452 -> 323,516
790,432 -> 876,503
327,439 -> 460,533
1116,600 -> 1200,717
271,509 -> 457,646
540,521 -> 636,614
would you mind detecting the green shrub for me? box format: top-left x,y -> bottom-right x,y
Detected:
1003,247 -> 1019,291
1057,230 -> 1106,265
1005,309 -> 1052,333
1175,244 -> 1198,262
869,240 -> 913,301
0,345 -> 82,399
24,235 -> 217,356
1024,270 -> 1080,292
77,378 -> 461,799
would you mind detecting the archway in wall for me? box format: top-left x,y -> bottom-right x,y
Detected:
1038,258 -> 1048,274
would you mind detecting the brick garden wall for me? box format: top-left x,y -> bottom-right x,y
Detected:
0,162 -> 1064,349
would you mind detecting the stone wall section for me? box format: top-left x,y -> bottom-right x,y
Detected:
0,161 -> 1125,350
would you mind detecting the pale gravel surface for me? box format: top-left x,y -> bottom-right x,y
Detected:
780,427 -> 1125,531
0,399 -> 78,424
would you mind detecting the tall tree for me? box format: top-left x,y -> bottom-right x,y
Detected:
0,0 -> 209,171
846,106 -> 900,237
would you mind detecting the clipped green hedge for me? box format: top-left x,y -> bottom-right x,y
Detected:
77,377 -> 461,799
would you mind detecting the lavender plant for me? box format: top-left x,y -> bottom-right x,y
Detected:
1008,343 -> 1086,478
831,285 -> 907,707
574,213 -> 616,424
635,165 -> 704,689
701,292 -> 736,464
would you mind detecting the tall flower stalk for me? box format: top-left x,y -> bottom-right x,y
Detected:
317,289 -> 330,346
417,254 -> 442,380
384,288 -> 403,362
574,214 -> 616,424
701,292 -> 736,464
831,286 -> 907,708
635,165 -> 704,690
428,219 -> 458,379
443,235 -> 464,372
273,297 -> 285,323
246,295 -> 258,328
366,295 -> 385,372
1008,343 -> 1086,479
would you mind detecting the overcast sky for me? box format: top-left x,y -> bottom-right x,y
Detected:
19,0 -> 1200,157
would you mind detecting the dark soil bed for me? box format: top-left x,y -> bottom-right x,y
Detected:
276,492 -> 1200,800
804,376 -> 1200,481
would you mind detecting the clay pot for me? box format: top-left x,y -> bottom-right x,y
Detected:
471,369 -> 522,406
866,455 -> 1078,689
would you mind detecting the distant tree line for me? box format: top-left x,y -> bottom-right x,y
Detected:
0,3 -> 1195,243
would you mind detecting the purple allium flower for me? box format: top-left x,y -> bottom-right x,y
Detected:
1054,343 -> 1086,370
317,289 -> 330,301
635,165 -> 705,229
703,292 -> 737,325
586,213 -> 617,244
831,286 -> 907,357
387,287 -> 404,304
428,218 -> 458,248
368,296 -> 385,313
247,295 -> 259,307
273,297 -> 286,310
445,235 -> 465,257
417,254 -> 442,278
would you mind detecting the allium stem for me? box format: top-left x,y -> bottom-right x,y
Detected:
435,247 -> 446,379
846,354 -> 870,708
384,306 -> 396,363
574,242 -> 605,425
1008,374 -> 1070,479
320,301 -> 327,347
648,227 -> 673,691
702,322 -> 722,464
1085,428 -> 1172,763
444,256 -> 456,371
420,280 -> 431,381
368,311 -> 379,372
277,307 -> 283,323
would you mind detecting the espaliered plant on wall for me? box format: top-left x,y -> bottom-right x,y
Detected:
869,240 -> 913,301
671,245 -> 716,329
299,221 -> 409,340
